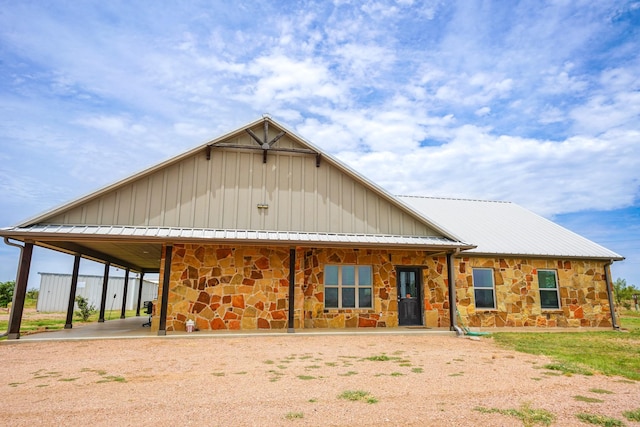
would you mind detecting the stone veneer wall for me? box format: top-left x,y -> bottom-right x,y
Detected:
154,245 -> 613,331
455,257 -> 612,328
301,249 -> 450,329
154,244 -> 451,331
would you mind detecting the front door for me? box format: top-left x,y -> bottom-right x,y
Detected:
397,267 -> 422,326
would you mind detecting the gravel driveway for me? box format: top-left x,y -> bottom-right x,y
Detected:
1,334 -> 638,426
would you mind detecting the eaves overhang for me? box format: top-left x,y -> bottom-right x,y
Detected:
0,224 -> 475,251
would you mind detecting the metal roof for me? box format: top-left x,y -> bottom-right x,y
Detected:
1,224 -> 469,249
398,196 -> 624,260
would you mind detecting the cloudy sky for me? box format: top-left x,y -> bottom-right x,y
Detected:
1,0 -> 639,287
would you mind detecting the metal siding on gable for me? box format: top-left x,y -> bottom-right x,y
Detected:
192,155 -> 210,228
178,157 -> 196,228
132,179 -> 148,225
31,126 -> 443,237
116,185 -> 133,224
147,171 -> 165,226
222,151 -> 238,229
163,163 -> 180,226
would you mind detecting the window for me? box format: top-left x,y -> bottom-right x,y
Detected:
472,268 -> 495,309
324,265 -> 372,309
538,269 -> 560,309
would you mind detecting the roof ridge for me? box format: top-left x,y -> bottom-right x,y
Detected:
397,195 -> 512,204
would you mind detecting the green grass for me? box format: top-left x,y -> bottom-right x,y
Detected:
284,412 -> 304,420
364,354 -> 400,362
576,413 -> 625,426
475,402 -> 555,426
338,390 -> 378,404
623,408 -> 640,421
619,309 -> 640,330
573,395 -> 604,403
492,325 -> 640,380
589,388 -> 614,394
297,375 -> 315,380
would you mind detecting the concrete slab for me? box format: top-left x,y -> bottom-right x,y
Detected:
11,317 -> 457,342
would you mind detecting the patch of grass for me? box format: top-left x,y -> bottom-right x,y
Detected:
234,371 -> 247,375
308,398 -> 317,403
576,413 -> 625,426
589,388 -> 614,394
212,372 -> 225,377
59,377 -> 80,382
305,365 -> 321,369
325,362 -> 337,367
284,412 -> 304,420
8,382 -> 24,387
390,372 -> 404,377
411,367 -> 424,373
338,390 -> 378,404
623,408 -> 640,421
364,354 -> 399,362
449,372 -> 464,377
493,330 -> 640,381
620,309 -> 640,330
97,375 -> 126,383
398,362 -> 412,367
297,375 -> 316,380
475,402 -> 555,426
573,395 -> 604,403
338,371 -> 358,377
543,362 -> 593,376
263,360 -> 275,364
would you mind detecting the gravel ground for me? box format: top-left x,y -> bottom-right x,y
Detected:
1,334 -> 638,426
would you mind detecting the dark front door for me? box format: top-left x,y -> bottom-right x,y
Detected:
397,267 -> 422,326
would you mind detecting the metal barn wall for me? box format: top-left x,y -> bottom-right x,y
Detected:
36,273 -> 158,312
44,132 -> 438,237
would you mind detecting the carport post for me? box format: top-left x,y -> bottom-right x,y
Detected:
64,254 -> 81,329
7,241 -> 34,340
287,247 -> 295,333
135,272 -> 145,317
158,244 -> 173,336
98,262 -> 110,322
120,268 -> 130,319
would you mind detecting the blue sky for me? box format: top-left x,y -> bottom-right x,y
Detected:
0,0 -> 639,287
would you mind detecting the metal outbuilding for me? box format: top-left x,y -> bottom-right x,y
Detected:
36,272 -> 157,313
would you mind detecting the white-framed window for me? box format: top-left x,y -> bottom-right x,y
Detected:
324,265 -> 373,309
472,268 -> 495,309
538,269 -> 560,309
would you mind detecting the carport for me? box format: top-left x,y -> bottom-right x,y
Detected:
3,231 -> 163,339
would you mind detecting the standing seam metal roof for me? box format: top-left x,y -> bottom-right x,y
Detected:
398,196 -> 623,260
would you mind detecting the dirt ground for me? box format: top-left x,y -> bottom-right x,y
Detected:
1,333 -> 638,427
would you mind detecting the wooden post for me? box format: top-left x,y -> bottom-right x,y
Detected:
7,242 -> 34,340
120,268 -> 130,319
136,272 -> 145,317
158,245 -> 173,336
64,254 -> 81,329
288,248 -> 296,333
98,262 -> 110,322
447,252 -> 458,331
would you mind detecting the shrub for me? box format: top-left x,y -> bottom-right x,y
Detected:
0,281 -> 15,307
75,296 -> 95,321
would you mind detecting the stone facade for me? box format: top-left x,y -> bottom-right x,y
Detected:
155,244 -> 450,331
455,257 -> 612,328
154,244 -> 613,331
